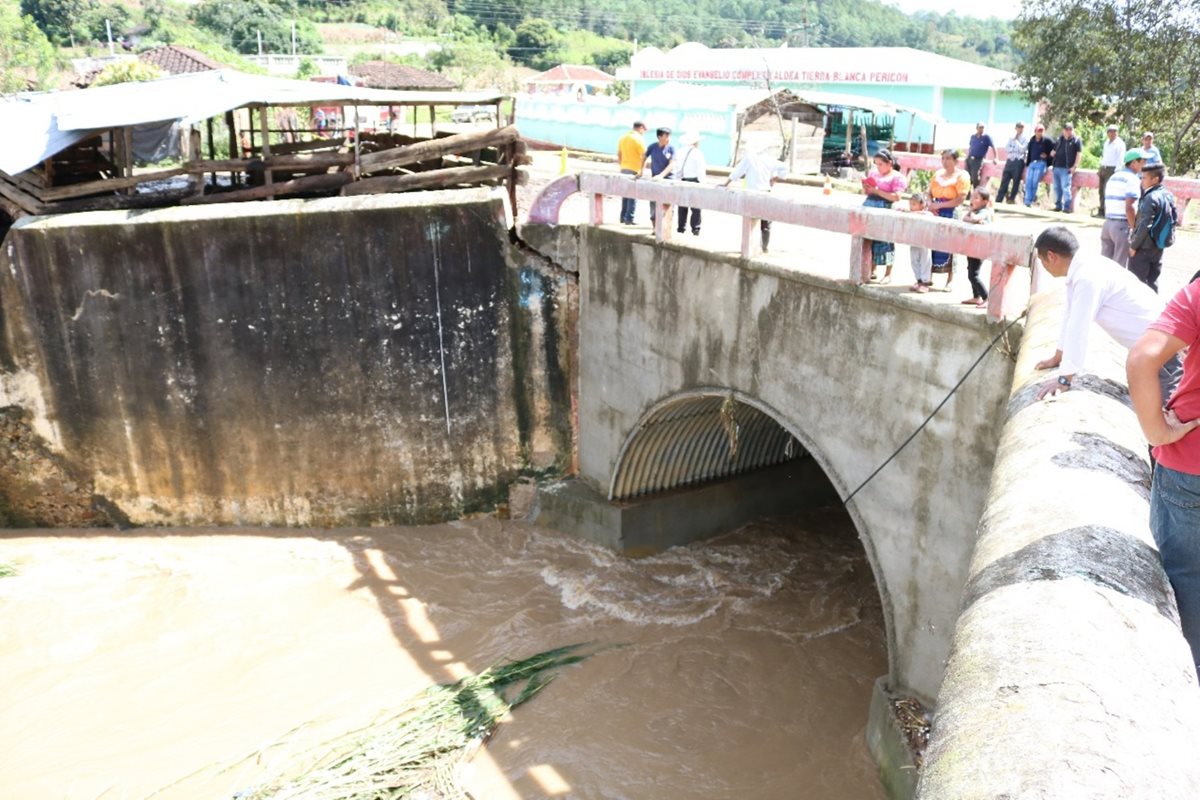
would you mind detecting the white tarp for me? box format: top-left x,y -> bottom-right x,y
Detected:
0,69 -> 508,176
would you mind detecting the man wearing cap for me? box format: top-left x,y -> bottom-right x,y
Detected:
1100,149 -> 1143,267
1142,132 -> 1163,166
642,127 -> 675,227
1128,163 -> 1177,292
996,122 -> 1028,204
616,121 -> 648,225
965,122 -> 997,188
1023,123 -> 1054,207
1050,122 -> 1084,212
1097,124 -> 1126,218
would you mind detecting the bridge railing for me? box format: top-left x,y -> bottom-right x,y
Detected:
528,172 -> 1037,322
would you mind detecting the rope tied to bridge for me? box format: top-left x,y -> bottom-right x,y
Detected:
841,310 -> 1029,507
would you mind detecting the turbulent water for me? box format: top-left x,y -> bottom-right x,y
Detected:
0,511 -> 887,799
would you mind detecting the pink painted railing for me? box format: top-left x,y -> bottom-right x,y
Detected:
527,172 -> 1036,322
895,154 -> 1200,216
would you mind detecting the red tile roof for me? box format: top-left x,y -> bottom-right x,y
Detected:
347,61 -> 456,90
138,45 -> 225,75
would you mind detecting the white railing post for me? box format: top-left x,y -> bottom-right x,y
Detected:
741,216 -> 756,259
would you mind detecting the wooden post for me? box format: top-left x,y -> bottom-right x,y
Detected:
353,104 -> 361,178
788,116 -> 797,174
260,106 -> 273,188
412,105 -> 417,136
506,140 -> 517,214
188,128 -> 205,195
429,105 -> 436,138
206,117 -> 216,188
121,127 -> 134,195
225,111 -> 240,186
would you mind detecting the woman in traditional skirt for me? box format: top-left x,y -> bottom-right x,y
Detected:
928,149 -> 971,290
861,149 -> 909,283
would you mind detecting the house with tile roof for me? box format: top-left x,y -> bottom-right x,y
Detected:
347,61 -> 456,91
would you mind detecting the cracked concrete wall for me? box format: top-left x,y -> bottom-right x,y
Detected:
0,190 -> 575,526
557,223 -> 1019,704
918,286 -> 1200,799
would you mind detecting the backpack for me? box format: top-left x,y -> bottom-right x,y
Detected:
1151,189 -> 1179,249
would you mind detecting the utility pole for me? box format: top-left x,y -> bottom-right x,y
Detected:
257,30 -> 263,55
291,20 -> 297,55
105,19 -> 114,55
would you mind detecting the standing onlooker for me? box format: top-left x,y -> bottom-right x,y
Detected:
1128,163 -> 1179,292
643,127 -> 675,227
1050,122 -> 1084,213
860,149 -> 909,282
996,121 -> 1028,204
906,193 -> 935,293
965,122 -> 997,188
929,149 -> 971,289
1097,124 -> 1126,218
722,145 -> 788,253
1024,124 -> 1054,207
1141,132 -> 1163,166
1100,149 -> 1144,268
1127,287 -> 1200,677
617,121 -> 648,225
672,132 -> 707,236
960,187 -> 994,307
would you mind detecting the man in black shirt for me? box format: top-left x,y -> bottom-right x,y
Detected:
1023,123 -> 1054,207
1050,122 -> 1083,213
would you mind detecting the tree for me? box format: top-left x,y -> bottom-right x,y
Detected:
1013,0 -> 1200,173
0,4 -> 56,94
91,60 -> 165,86
190,0 -> 322,55
509,18 -> 562,69
19,0 -> 96,45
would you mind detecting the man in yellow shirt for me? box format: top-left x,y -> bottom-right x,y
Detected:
617,121 -> 648,224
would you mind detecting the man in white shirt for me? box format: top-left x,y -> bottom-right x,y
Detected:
1032,226 -> 1179,400
722,146 -> 788,252
1096,124 -> 1126,218
1100,149 -> 1144,267
997,122 -> 1028,204
670,132 -> 708,235
1141,132 -> 1163,166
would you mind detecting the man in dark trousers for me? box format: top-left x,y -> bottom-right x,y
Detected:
996,121 -> 1027,203
965,122 -> 996,188
1129,163 -> 1178,292
1050,122 -> 1083,213
641,127 -> 675,227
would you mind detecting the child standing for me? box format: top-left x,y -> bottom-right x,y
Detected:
906,193 -> 935,294
961,187 -> 994,308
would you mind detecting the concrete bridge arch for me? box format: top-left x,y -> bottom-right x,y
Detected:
608,384 -> 897,667
536,223 -> 1018,702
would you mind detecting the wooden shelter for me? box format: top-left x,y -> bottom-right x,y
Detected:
0,70 -> 525,221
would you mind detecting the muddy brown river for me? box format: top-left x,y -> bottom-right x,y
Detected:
0,510 -> 887,799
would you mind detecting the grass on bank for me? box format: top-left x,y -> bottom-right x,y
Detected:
0,563 -> 16,578
245,643 -> 602,800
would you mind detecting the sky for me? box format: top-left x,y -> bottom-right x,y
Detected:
884,0 -> 1024,20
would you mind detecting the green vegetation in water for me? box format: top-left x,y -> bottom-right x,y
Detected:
0,563 -> 17,578
245,643 -> 604,800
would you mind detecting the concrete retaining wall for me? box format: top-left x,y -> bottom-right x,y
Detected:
918,286 -> 1200,798
0,190 -> 575,526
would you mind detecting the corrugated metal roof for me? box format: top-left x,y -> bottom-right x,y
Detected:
0,69 -> 509,176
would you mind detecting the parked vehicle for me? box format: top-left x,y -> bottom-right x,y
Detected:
451,105 -> 496,124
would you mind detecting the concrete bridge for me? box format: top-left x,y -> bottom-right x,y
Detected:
524,172 -> 1200,798
524,173 -> 1038,708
